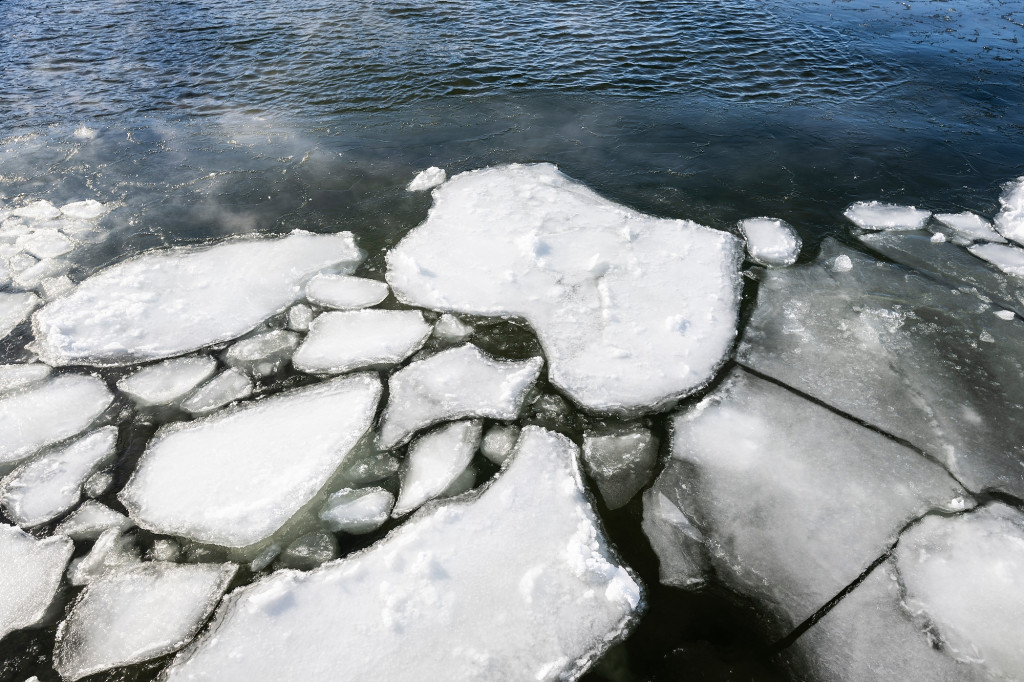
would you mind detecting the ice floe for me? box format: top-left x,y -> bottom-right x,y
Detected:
59,199 -> 108,221
407,166 -> 446,191
116,356 -> 218,407
292,310 -> 432,375
120,373 -> 381,548
968,242 -> 1024,278
0,291 -> 39,340
480,424 -> 520,465
179,368 -> 253,416
393,420 -> 482,516
304,274 -> 389,310
319,487 -> 394,534
0,524 -> 73,641
738,217 -> 801,267
432,313 -> 473,343
68,528 -> 141,586
386,163 -> 742,413
934,212 -> 1005,244
54,562 -> 236,681
33,231 -> 363,366
844,200 -> 931,231
161,427 -> 641,682
0,363 -> 50,394
581,424 -> 658,510
223,329 -> 300,377
994,176 -> 1024,244
55,501 -> 133,541
376,343 -> 542,449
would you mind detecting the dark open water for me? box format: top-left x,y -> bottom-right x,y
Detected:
1,1 -> 1022,680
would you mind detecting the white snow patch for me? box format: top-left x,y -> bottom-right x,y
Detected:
293,310 -> 432,375
0,524 -> 73,640
738,217 -> 801,267
994,177 -> 1024,244
844,201 -> 931,231
117,356 -> 218,407
407,166 -> 446,192
394,421 -> 482,516
305,274 -> 389,310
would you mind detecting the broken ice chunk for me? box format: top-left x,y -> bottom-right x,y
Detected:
59,200 -> 108,221
67,528 -> 140,586
222,329 -> 300,377
407,166 -> 446,191
39,274 -> 75,300
0,291 -> 40,340
19,229 -> 74,259
149,538 -> 181,562
305,274 -> 389,310
387,163 -> 742,414
432,313 -> 473,343
280,531 -> 339,570
11,200 -> 60,221
0,363 -> 51,394
120,374 -> 381,548
582,425 -> 658,510
0,524 -> 73,641
287,303 -> 313,332
641,490 -> 709,588
0,374 -> 113,465
33,231 -> 364,367
292,310 -> 432,375
393,420 -> 482,517
161,427 -> 641,682
968,242 -> 1024,278
994,176 -> 1024,244
645,369 -> 970,634
738,217 -> 801,267
179,368 -> 253,416
480,424 -> 520,465
439,463 -> 476,498
12,257 -> 69,290
0,427 -> 117,527
117,356 -> 218,407
320,487 -> 394,534
934,212 -> 1005,243
55,501 -> 133,541
844,201 -> 931,231
54,562 -> 236,681
83,470 -> 114,498
377,344 -> 542,449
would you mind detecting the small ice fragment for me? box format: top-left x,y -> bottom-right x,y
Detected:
525,393 -> 579,436
393,421 -> 482,517
407,166 -> 446,192
56,501 -> 132,541
994,176 -> 1024,244
641,490 -> 709,588
11,200 -> 60,221
83,470 -> 114,498
53,562 -> 236,681
844,201 -> 931,231
293,310 -> 432,375
0,524 -> 73,640
305,274 -> 389,310
180,368 -> 253,416
0,292 -> 40,340
222,329 -> 300,377
72,126 -> 97,140
830,254 -> 853,272
12,257 -> 70,290
995,309 -> 1016,320
280,531 -> 339,570
287,303 -> 313,331
39,274 -> 75,300
248,544 -> 281,572
19,229 -> 74,259
59,200 -> 108,221
320,487 -> 394,534
67,529 -> 140,586
340,451 -> 401,486
738,217 -> 801,267
0,427 -> 118,527
0,374 -> 113,466
117,356 -> 218,407
7,251 -> 37,274
149,539 -> 181,562
930,231 -> 946,243
480,424 -> 520,465
968,242 -> 1024,278
582,425 -> 658,510
377,344 -> 543,449
934,211 -> 1005,243
432,313 -> 473,343
0,363 -> 51,394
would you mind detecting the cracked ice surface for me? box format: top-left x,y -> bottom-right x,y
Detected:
0,291 -> 40,341
161,427 -> 641,682
386,163 -> 742,413
120,373 -> 381,548
32,231 -> 363,366
0,524 -> 73,641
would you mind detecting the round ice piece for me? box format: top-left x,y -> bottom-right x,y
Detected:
738,217 -> 801,267
305,274 -> 389,310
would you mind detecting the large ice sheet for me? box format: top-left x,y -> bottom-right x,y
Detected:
33,231 -> 363,366
54,562 -> 236,681
377,344 -> 542,449
994,176 -> 1024,244
0,427 -> 117,527
116,356 -> 217,407
292,310 -> 432,375
645,369 -> 969,633
0,374 -> 113,465
393,420 -> 482,516
162,427 -> 641,682
120,374 -> 381,548
0,291 -> 39,340
386,163 -> 742,413
738,239 -> 1024,497
0,524 -> 73,641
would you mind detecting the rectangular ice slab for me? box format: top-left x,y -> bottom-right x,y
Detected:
162,427 -> 641,682
33,231 -> 363,366
0,524 -> 73,641
119,373 -> 381,548
386,163 -> 742,414
738,239 -> 1024,497
844,201 -> 931,231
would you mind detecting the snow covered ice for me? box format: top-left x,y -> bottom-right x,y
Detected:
737,217 -> 801,266
0,363 -> 50,394
994,176 -> 1024,244
480,424 -> 520,464
53,562 -> 237,680
120,373 -> 381,548
968,242 -> 1024,278
0,524 -> 73,641
393,420 -> 482,516
116,356 -> 217,407
844,200 -> 931,231
292,310 -> 432,375
33,231 -> 363,366
319,487 -> 394,534
376,343 -> 543,449
160,427 -> 641,682
304,274 -> 389,310
406,166 -> 446,191
386,163 -> 742,413
0,291 -> 39,340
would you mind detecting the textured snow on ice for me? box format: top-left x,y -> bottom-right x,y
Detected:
54,562 -> 236,681
179,368 -> 253,416
305,274 -> 389,310
994,176 -> 1024,244
120,373 -> 381,548
581,425 -> 658,510
293,310 -> 432,375
844,201 -> 931,231
0,363 -> 50,394
387,163 -> 742,413
0,292 -> 39,340
117,356 -> 217,407
55,501 -> 132,541
738,217 -> 801,267
0,427 -> 117,527
407,166 -> 446,191
0,524 -> 73,641
0,374 -> 112,465
33,231 -> 363,366
319,487 -> 394,534
968,242 -> 1024,278
393,420 -> 482,516
377,343 -> 543,449
934,212 -> 1005,244
162,427 -> 640,682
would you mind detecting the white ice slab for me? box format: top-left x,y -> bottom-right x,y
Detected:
319,487 -> 394,534
222,329 -> 300,377
387,163 -> 742,413
0,291 -> 39,340
117,356 -> 217,407
293,310 -> 432,375
738,217 -> 801,267
994,176 -> 1024,244
934,212 -> 1005,243
844,201 -> 931,231
377,344 -> 542,449
968,242 -> 1024,278
394,421 -> 482,517
55,501 -> 133,541
179,368 -> 253,416
0,374 -> 112,465
54,562 -> 236,681
12,257 -> 69,290
33,231 -> 364,366
161,427 -> 640,682
120,373 -> 381,548
0,427 -> 117,527
280,531 -> 339,570
0,363 -> 50,394
19,229 -> 74,259
407,166 -> 446,192
0,524 -> 73,641
305,274 -> 389,310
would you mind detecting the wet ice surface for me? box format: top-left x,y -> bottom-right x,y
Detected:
0,525 -> 72,641
994,177 -> 1024,244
